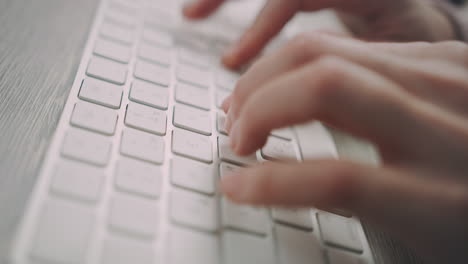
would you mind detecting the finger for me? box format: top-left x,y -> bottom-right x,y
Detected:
221,95 -> 232,113
230,56 -> 419,156
183,0 -> 225,19
221,0 -> 299,68
220,160 -> 468,249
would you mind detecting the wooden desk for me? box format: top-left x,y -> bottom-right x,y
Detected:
0,0 -> 422,263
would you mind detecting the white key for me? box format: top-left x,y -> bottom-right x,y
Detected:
109,194 -> 159,239
271,128 -> 294,140
216,69 -> 238,91
178,47 -> 210,69
79,78 -> 123,109
51,160 -> 104,202
94,37 -> 132,63
218,135 -> 257,165
222,198 -> 269,235
169,227 -> 220,264
120,128 -> 165,164
130,79 -> 169,110
177,64 -> 211,88
30,199 -> 94,264
171,156 -> 216,195
327,249 -> 366,264
62,128 -> 112,166
170,188 -> 218,232
87,56 -> 128,85
275,224 -> 325,264
134,60 -> 171,87
173,104 -> 211,136
100,22 -> 134,45
105,9 -> 138,28
172,129 -> 212,163
138,42 -> 172,67
216,89 -> 230,109
318,213 -> 364,253
217,112 -> 228,135
272,209 -> 314,230
222,230 -> 275,264
101,236 -> 155,264
175,82 -> 211,110
125,102 -> 167,135
219,163 -> 269,235
261,136 -> 297,160
71,101 -> 118,135
142,27 -> 173,48
115,158 -> 162,199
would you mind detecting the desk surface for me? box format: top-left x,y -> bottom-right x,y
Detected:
0,0 -> 423,263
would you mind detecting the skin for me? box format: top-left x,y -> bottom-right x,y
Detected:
219,33 -> 468,263
183,0 -> 456,69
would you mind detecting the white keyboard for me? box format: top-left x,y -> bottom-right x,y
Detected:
9,0 -> 375,263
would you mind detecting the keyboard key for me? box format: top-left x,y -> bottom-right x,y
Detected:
216,89 -> 230,109
171,156 -> 216,195
125,102 -> 167,136
217,112 -> 228,135
115,158 -> 162,199
222,230 -> 275,264
134,60 -> 171,87
327,249 -> 366,264
51,160 -> 104,203
318,212 -> 364,253
261,136 -> 297,160
129,79 -> 169,110
105,9 -> 138,29
216,68 -> 238,91
138,42 -> 172,67
275,224 -> 325,264
30,199 -> 94,264
101,236 -> 155,264
272,209 -> 314,230
100,22 -> 134,45
120,128 -> 165,164
142,27 -> 173,48
218,135 -> 257,165
173,104 -> 211,136
170,188 -> 218,232
109,194 -> 159,239
175,82 -> 211,110
219,163 -> 269,235
178,47 -> 210,69
271,128 -> 294,140
87,56 -> 128,85
222,198 -> 269,235
70,101 -> 118,135
94,37 -> 132,64
169,227 -> 220,264
79,78 -> 123,109
177,64 -> 211,88
172,129 -> 212,163
61,128 -> 112,166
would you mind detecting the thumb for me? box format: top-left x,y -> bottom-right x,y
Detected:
220,160 -> 467,255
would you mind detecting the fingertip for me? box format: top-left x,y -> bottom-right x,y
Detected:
221,172 -> 246,202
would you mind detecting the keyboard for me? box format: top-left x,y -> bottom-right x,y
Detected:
9,0 -> 375,263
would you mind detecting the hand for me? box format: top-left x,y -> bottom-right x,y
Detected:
220,33 -> 468,263
183,0 -> 456,68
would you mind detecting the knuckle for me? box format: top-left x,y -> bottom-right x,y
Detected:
287,33 -> 328,60
302,56 -> 347,112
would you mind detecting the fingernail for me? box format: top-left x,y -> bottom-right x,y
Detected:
224,112 -> 232,133
221,172 -> 244,200
230,121 -> 239,151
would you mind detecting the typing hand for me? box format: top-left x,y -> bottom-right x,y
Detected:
221,33 -> 468,263
183,0 -> 456,69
